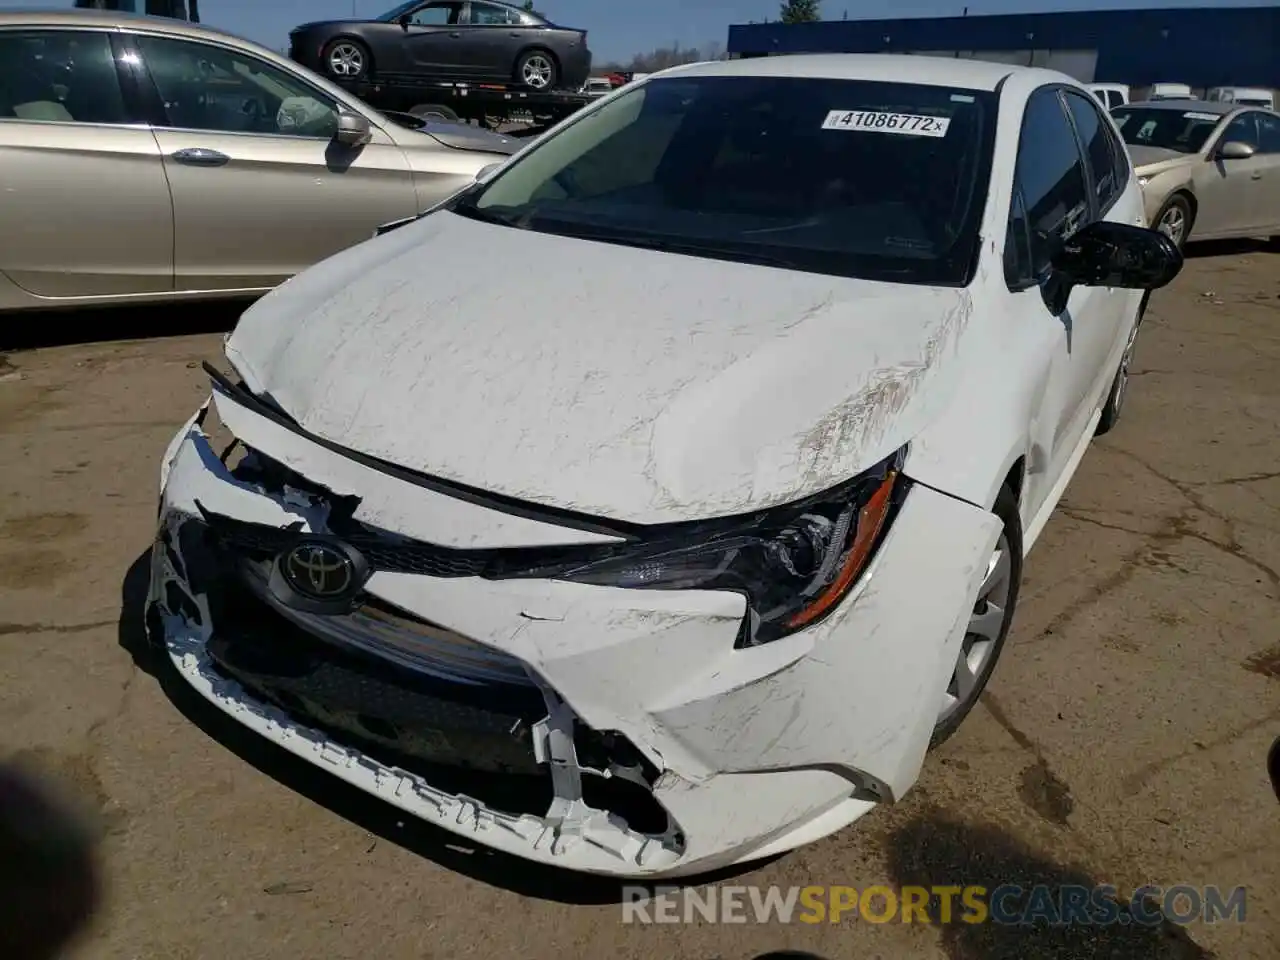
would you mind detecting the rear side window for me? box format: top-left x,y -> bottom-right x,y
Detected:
1011,87 -> 1090,275
469,2 -> 521,24
0,30 -> 128,125
1064,89 -> 1126,212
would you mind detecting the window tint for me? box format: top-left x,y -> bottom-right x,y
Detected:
1220,112 -> 1260,150
469,2 -> 519,25
457,75 -> 998,286
1014,88 -> 1090,270
136,36 -> 338,138
1257,113 -> 1280,154
0,30 -> 127,124
409,2 -> 461,25
1064,90 -> 1123,210
1004,187 -> 1032,286
1110,106 -> 1225,154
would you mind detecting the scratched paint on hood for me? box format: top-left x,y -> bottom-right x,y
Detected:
227,211 -> 970,524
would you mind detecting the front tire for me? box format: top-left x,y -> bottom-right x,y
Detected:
931,485 -> 1023,748
1153,193 -> 1192,249
409,103 -> 460,122
515,49 -> 558,91
322,38 -> 371,81
1096,308 -> 1143,436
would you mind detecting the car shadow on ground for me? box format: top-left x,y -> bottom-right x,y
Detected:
116,550 -> 781,905
0,299 -> 254,353
1182,237 -> 1277,260
883,813 -> 1214,959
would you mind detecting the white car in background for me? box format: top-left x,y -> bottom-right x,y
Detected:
1087,82 -> 1130,109
150,55 -> 1181,878
1148,82 -> 1195,101
1206,86 -> 1276,110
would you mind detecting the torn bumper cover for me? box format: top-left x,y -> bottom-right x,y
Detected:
148,380 -> 1001,878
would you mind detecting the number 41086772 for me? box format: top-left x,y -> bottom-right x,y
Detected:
821,110 -> 952,137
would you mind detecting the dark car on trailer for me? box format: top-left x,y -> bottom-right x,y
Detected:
289,0 -> 591,92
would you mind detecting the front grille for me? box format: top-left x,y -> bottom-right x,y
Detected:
165,517 -> 675,835
202,510 -> 491,578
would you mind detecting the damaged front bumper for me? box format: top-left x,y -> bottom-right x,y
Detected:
148,382 -> 1001,878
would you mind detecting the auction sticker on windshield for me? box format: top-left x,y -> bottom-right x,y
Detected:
1183,111 -> 1221,121
822,110 -> 951,137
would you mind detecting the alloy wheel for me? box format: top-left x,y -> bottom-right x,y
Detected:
1111,319 -> 1141,417
1157,205 -> 1186,247
328,43 -> 365,77
522,54 -> 554,89
937,531 -> 1013,727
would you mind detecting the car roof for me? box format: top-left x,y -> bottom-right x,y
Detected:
661,54 -> 1041,92
0,8 -> 248,46
1120,99 -> 1235,114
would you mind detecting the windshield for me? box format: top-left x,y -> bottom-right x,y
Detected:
450,75 -> 997,286
1110,107 -> 1225,153
376,1 -> 421,21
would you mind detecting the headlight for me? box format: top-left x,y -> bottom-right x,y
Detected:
498,450 -> 906,646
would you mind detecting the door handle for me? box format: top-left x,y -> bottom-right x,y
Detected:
171,147 -> 229,167
1251,171 -> 1263,180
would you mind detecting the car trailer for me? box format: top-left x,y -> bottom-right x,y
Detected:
333,77 -> 592,137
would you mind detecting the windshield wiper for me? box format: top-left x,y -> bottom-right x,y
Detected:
530,223 -> 805,269
450,201 -> 524,228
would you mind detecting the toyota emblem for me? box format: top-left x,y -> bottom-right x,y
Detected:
281,540 -> 358,600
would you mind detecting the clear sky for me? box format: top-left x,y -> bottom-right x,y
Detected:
1,0 -> 1273,63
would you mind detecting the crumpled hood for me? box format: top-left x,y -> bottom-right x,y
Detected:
226,213 -> 971,525
1129,145 -> 1199,174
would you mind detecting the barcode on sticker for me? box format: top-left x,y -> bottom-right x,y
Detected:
822,110 -> 951,137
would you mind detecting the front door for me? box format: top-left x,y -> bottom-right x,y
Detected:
0,28 -> 173,299
1007,86 -> 1131,520
401,1 -> 471,77
130,32 -> 418,292
1196,112 -> 1275,237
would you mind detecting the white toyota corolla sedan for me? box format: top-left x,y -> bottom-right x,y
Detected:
149,55 -> 1182,878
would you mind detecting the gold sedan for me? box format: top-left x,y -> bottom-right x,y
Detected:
1110,99 -> 1280,248
0,10 -> 515,311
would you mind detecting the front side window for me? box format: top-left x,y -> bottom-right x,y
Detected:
1110,106 -> 1226,154
408,2 -> 462,25
136,35 -> 339,138
1013,87 -> 1090,272
0,30 -> 128,125
452,75 -> 998,286
1063,89 -> 1125,210
1256,113 -> 1280,154
1219,112 -> 1261,150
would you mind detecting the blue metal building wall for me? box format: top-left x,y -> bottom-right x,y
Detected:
726,6 -> 1280,88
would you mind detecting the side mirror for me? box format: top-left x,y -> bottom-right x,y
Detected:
334,112 -> 372,147
1050,220 -> 1183,292
397,13 -> 412,29
1217,140 -> 1255,160
475,161 -> 503,181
